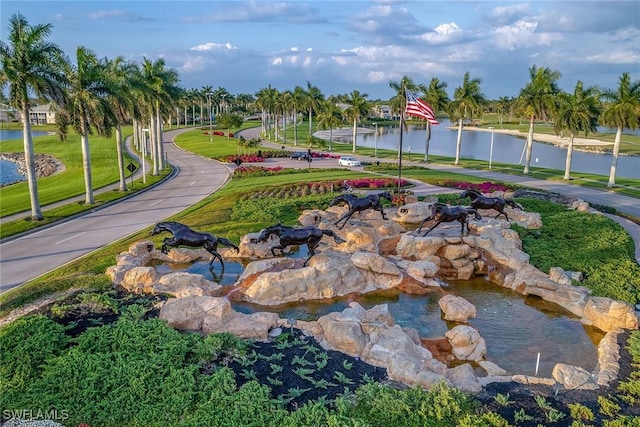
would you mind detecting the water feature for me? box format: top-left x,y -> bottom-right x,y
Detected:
354,122 -> 640,179
156,247 -> 603,378
0,129 -> 52,186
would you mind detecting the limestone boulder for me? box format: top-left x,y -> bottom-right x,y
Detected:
391,202 -> 433,224
129,240 -> 155,257
237,232 -> 281,258
202,308 -> 279,340
549,267 -> 573,286
159,296 -> 228,330
582,297 -> 639,332
153,272 -> 221,298
396,234 -> 446,259
552,363 -> 598,390
403,260 -> 440,284
438,294 -> 476,322
445,325 -> 486,361
317,311 -> 367,357
447,363 -> 482,393
121,266 -> 157,294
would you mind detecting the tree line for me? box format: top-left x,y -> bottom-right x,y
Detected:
1,13 -> 639,222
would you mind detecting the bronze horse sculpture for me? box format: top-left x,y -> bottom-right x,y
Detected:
416,203 -> 482,236
459,189 -> 523,221
329,191 -> 393,229
256,224 -> 346,266
150,221 -> 239,270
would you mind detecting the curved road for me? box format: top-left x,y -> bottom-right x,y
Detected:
1,127 -> 639,293
0,129 -> 232,292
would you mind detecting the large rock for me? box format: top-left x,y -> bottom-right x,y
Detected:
582,297 -> 639,332
159,296 -> 228,330
438,294 -> 476,322
445,325 -> 486,361
552,363 -> 598,390
396,234 -> 446,259
121,266 -> 157,294
153,272 -> 221,298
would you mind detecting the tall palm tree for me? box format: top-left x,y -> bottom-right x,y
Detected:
105,56 -> 140,191
421,77 -> 450,161
0,13 -> 67,220
601,72 -> 640,187
57,46 -> 117,205
255,85 -> 279,140
516,65 -> 561,173
316,99 -> 344,152
553,81 -> 601,180
449,72 -> 486,165
343,90 -> 369,153
495,96 -> 513,128
305,81 -> 324,136
291,85 -> 306,146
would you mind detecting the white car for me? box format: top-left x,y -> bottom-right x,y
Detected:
338,156 -> 362,167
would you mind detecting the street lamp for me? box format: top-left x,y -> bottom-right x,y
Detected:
206,92 -> 214,142
488,127 -> 494,169
373,123 -> 378,157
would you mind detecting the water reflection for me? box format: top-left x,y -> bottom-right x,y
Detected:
355,122 -> 640,179
155,249 -> 602,378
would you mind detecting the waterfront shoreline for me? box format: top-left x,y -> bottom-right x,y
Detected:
0,152 -> 64,187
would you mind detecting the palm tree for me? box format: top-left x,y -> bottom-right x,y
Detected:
516,65 -> 561,173
0,13 -> 67,220
494,96 -> 513,128
449,72 -> 486,165
255,85 -> 279,140
388,75 -> 418,118
105,56 -> 140,191
291,85 -> 306,146
421,77 -> 450,162
343,90 -> 369,153
553,81 -> 601,180
315,99 -> 344,151
601,72 -> 640,187
305,81 -> 324,136
57,46 -> 117,205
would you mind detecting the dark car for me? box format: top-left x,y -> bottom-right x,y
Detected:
289,151 -> 311,161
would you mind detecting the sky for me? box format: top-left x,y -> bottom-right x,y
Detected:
2,0 -> 639,101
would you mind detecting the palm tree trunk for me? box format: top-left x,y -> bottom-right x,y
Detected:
352,118 -> 357,153
329,127 -> 333,152
523,115 -> 535,173
608,127 -> 622,187
22,105 -> 43,220
424,123 -> 432,162
80,121 -> 94,205
155,102 -> 164,170
293,110 -> 298,146
455,118 -> 463,165
563,134 -> 575,180
308,110 -> 313,136
115,124 -> 127,191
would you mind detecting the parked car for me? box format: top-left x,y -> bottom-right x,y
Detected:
338,156 -> 362,167
290,151 -> 311,161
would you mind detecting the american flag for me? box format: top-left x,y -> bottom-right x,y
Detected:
404,89 -> 439,125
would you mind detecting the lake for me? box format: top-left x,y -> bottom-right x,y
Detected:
355,122 -> 640,179
0,129 -> 52,186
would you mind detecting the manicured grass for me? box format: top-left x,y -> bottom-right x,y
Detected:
0,127 -> 139,217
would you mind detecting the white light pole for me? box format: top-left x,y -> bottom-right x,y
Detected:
141,128 -> 149,183
488,127 -> 494,169
373,123 -> 378,157
206,92 -> 214,142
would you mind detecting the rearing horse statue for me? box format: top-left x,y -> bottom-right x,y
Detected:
459,189 -> 523,221
150,221 -> 239,270
329,191 -> 393,229
256,223 -> 346,266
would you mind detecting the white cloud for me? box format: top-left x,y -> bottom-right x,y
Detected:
88,10 -> 129,20
190,42 -> 235,52
584,50 -> 640,65
493,20 -> 563,50
411,22 -> 465,45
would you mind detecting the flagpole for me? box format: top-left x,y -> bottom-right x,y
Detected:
398,88 -> 404,194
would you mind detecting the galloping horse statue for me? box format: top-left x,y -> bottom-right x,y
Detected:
150,221 -> 239,270
417,203 -> 482,236
459,189 -> 523,221
256,223 -> 346,266
329,191 -> 393,229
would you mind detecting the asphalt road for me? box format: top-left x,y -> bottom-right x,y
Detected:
0,128 -> 232,292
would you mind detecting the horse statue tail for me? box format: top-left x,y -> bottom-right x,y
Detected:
505,199 -> 524,210
218,237 -> 240,252
322,229 -> 346,244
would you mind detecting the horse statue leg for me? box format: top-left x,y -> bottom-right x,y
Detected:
376,205 -> 387,220
208,250 -> 225,270
322,229 -> 346,244
421,220 -> 441,236
161,237 -> 176,254
495,205 -> 509,221
334,209 -> 355,229
304,238 -> 321,266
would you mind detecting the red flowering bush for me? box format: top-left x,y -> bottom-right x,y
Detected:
233,166 -> 284,177
339,178 -> 409,189
445,180 -> 513,193
222,154 -> 266,163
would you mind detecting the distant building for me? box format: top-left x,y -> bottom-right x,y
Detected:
0,103 -> 18,123
28,103 -> 56,125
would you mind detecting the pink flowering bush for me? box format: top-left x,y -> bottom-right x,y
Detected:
222,154 -> 266,163
445,180 -> 514,193
233,166 -> 284,177
339,178 -> 409,189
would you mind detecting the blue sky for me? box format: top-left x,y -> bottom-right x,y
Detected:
2,1 -> 638,100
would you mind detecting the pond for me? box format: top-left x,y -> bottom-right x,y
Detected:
154,248 -> 603,378
0,129 -> 53,186
353,122 -> 640,179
